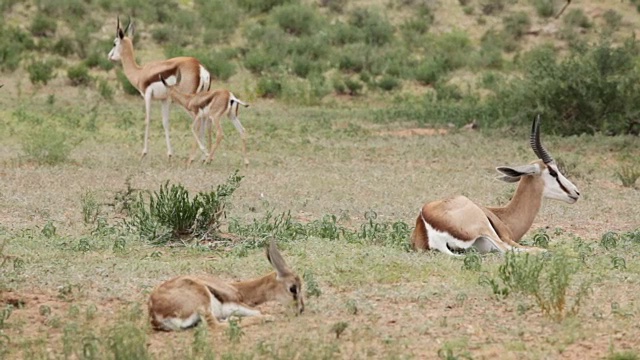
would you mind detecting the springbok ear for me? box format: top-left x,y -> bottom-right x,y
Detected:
496,164 -> 540,178
266,238 -> 290,278
497,175 -> 522,183
128,21 -> 136,37
117,28 -> 125,39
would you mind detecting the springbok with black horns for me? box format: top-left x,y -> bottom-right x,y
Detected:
411,115 -> 580,255
148,239 -> 304,331
108,17 -> 211,159
159,74 -> 250,166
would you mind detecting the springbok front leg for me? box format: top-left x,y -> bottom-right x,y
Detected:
141,92 -> 153,159
161,99 -> 173,158
187,113 -> 209,165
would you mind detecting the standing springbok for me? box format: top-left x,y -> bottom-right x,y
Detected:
107,17 -> 211,159
411,115 -> 581,255
148,239 -> 304,331
159,74 -> 250,166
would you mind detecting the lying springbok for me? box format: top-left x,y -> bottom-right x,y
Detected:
411,115 -> 581,255
159,74 -> 250,166
107,17 -> 211,159
148,239 -> 304,331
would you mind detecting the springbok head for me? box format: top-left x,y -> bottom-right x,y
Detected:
495,115 -> 581,204
108,16 -> 134,62
266,239 -> 304,314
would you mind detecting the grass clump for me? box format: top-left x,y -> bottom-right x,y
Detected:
67,64 -> 91,86
481,251 -> 590,321
126,171 -> 243,245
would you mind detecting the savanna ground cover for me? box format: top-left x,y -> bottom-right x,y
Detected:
1,0 -> 640,359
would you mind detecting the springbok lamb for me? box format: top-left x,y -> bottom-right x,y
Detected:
411,115 -> 581,255
159,74 -> 250,166
107,17 -> 211,159
148,239 -> 304,331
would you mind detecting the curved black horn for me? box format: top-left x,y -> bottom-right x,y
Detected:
529,114 -> 554,164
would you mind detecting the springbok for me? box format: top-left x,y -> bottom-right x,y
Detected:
148,239 -> 304,331
410,115 -> 581,255
107,17 -> 211,159
159,74 -> 250,166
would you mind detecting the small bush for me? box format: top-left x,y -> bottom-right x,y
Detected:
126,172 -> 243,244
480,0 -> 505,15
30,13 -> 57,37
603,9 -> 622,32
503,11 -> 531,39
563,9 -> 591,29
319,0 -> 348,13
27,59 -> 57,86
344,77 -> 363,95
67,64 -> 91,86
52,37 -> 75,56
151,27 -> 171,43
21,126 -> 73,165
376,75 -> 401,91
273,4 -> 319,36
532,0 -> 555,18
414,57 -> 447,85
349,8 -> 394,46
98,79 -> 114,101
256,76 -> 283,98
237,0 -> 294,13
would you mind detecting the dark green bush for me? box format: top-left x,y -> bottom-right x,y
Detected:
503,11 -> 531,39
127,173 -> 243,244
480,0 -> 505,15
376,75 -> 401,91
237,0 -> 296,13
273,3 -> 319,36
349,8 -> 394,46
52,37 -> 75,57
257,76 -> 283,98
0,26 -> 33,72
414,57 -> 447,85
196,0 -> 240,43
27,59 -> 57,85
330,22 -> 364,45
602,9 -> 622,32
563,9 -> 591,29
532,0 -> 555,18
67,64 -> 91,86
30,13 -> 57,37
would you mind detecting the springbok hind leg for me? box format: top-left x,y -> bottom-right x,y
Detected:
229,114 -> 248,167
205,115 -> 224,164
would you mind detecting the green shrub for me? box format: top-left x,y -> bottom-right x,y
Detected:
197,50 -> 237,81
532,0 -> 555,18
344,77 -> 363,95
503,11 -> 531,39
196,0 -> 240,43
21,126 -> 73,165
480,0 -> 505,15
273,4 -> 319,36
349,8 -> 394,46
256,76 -> 283,98
116,70 -> 139,95
27,59 -> 57,86
376,74 -> 401,91
603,9 -> 622,32
84,51 -> 114,71
563,9 -> 591,29
243,49 -> 280,75
616,164 -> 640,188
67,64 -> 91,86
30,13 -> 57,37
237,0 -> 295,13
52,37 -> 75,56
319,0 -> 348,13
151,27 -> 171,43
414,57 -> 447,85
127,172 -> 243,245
330,22 -> 364,45
0,25 -> 33,71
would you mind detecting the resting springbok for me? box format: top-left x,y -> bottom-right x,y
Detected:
411,115 -> 581,255
107,17 -> 211,159
148,239 -> 304,331
159,74 -> 250,166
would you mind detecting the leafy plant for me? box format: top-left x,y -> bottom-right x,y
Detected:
616,164 -> 640,188
67,64 -> 91,86
126,172 -> 243,244
303,270 -> 322,297
226,318 -> 244,343
21,125 -> 72,165
27,59 -> 57,86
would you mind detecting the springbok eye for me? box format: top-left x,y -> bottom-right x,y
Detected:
289,285 -> 297,294
548,167 -> 558,178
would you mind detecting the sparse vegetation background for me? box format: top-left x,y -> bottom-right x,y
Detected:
0,0 -> 639,359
